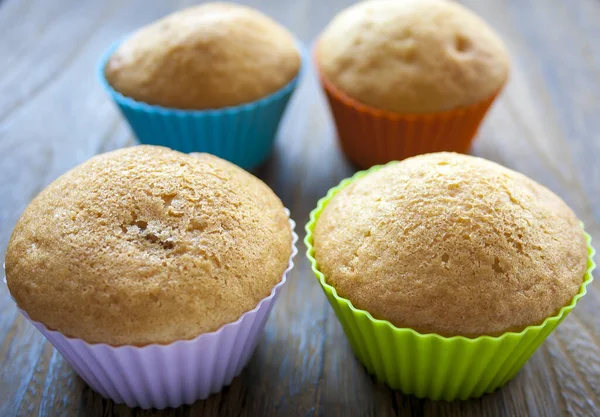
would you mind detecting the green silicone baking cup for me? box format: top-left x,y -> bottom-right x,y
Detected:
305,163 -> 596,401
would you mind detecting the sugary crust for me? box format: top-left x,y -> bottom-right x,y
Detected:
314,153 -> 587,337
317,0 -> 509,113
105,3 -> 300,110
6,146 -> 292,346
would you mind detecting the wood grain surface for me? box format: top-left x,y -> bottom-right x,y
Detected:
1,0 -> 599,416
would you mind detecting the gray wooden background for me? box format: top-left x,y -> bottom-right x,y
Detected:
1,0 -> 599,416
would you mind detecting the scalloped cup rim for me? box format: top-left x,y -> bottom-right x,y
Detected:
6,210 -> 297,350
98,37 -> 306,117
305,162 -> 596,343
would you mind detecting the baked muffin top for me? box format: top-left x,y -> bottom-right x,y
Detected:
5,146 -> 292,346
104,3 -> 300,110
317,0 -> 509,113
313,153 -> 587,337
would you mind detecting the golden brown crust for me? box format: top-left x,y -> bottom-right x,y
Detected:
6,146 -> 292,346
317,0 -> 509,113
313,153 -> 587,337
105,3 -> 300,110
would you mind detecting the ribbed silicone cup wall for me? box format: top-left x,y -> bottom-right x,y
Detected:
7,216 -> 298,409
98,40 -> 304,171
314,45 -> 504,170
305,164 -> 595,400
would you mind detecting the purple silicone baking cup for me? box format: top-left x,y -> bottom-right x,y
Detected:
6,213 -> 297,409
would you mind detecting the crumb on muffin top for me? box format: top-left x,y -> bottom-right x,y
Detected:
317,0 -> 509,113
5,146 -> 292,346
313,152 -> 587,337
105,2 -> 300,110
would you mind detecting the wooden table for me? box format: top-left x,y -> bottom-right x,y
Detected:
1,0 -> 599,416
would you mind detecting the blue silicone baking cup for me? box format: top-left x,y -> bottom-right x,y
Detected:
98,39 -> 304,170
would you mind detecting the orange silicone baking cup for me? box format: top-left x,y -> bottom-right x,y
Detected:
315,48 -> 504,169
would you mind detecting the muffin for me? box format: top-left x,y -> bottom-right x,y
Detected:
305,153 -> 594,400
315,0 -> 510,168
105,3 -> 300,110
99,3 -> 303,169
5,146 -> 297,408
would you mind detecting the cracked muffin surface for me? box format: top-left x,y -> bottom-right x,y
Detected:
313,152 -> 587,337
5,146 -> 292,345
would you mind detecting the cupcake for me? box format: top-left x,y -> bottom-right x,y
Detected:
99,3 -> 303,170
305,153 -> 594,400
5,146 -> 297,408
315,0 -> 510,168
